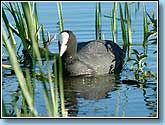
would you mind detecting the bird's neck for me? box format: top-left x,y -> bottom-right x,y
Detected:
62,43 -> 78,63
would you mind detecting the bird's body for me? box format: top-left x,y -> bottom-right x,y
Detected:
59,30 -> 123,76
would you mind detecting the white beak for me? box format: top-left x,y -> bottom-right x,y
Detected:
59,32 -> 69,56
60,44 -> 67,56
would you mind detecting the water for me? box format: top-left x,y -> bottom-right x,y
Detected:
2,2 -> 158,117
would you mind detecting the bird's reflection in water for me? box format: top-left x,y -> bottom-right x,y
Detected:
63,74 -> 120,116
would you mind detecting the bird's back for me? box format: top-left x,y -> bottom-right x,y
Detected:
77,40 -> 123,74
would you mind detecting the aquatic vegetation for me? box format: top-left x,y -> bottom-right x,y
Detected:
57,2 -> 64,32
128,49 -> 157,82
2,28 -> 38,116
2,2 -> 66,117
2,8 -> 16,51
125,3 -> 132,46
143,4 -> 148,46
146,11 -> 157,45
57,2 -> 66,117
95,2 -> 102,40
108,2 -> 157,82
143,5 -> 157,46
125,3 -> 157,82
105,2 -> 132,46
119,2 -> 127,47
111,2 -> 118,43
2,1 -> 157,117
2,2 -> 56,66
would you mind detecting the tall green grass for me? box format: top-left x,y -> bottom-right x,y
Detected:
119,3 -> 127,46
125,3 -> 132,45
21,2 -> 42,67
104,2 -> 132,46
58,56 -> 66,117
2,28 -> 38,116
2,1 -> 157,117
2,8 -> 16,51
57,2 -> 64,32
2,2 -> 66,117
3,3 -> 28,50
111,2 -> 117,43
53,57 -> 59,116
57,2 -> 66,117
21,3 -> 55,117
95,2 -> 102,40
143,4 -> 148,47
119,2 -> 127,59
143,4 -> 148,55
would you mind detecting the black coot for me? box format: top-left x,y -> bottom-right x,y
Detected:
59,30 -> 123,76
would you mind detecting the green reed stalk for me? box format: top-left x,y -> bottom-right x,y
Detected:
22,2 -> 54,117
57,2 -> 66,117
111,2 -> 117,43
25,68 -> 35,106
127,45 -> 132,61
21,94 -> 30,116
37,32 -> 53,116
95,2 -> 102,40
9,2 -> 29,50
33,2 -> 40,44
119,3 -> 127,46
16,2 -> 28,38
2,8 -> 16,50
41,25 -> 46,44
16,68 -> 34,117
143,3 -> 148,46
21,2 -> 42,66
2,28 -> 38,116
45,47 -> 57,117
53,57 -> 59,117
57,2 -> 64,32
125,3 -> 132,45
119,2 -> 127,59
58,56 -> 66,117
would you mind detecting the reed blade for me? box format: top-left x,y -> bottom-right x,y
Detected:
45,47 -> 57,117
2,8 -> 16,50
21,2 -> 43,67
34,2 -> 40,43
95,2 -> 102,40
22,2 -> 54,117
2,27 -> 38,116
119,3 -> 127,46
57,2 -> 64,32
58,56 -> 66,117
143,3 -> 148,46
53,57 -> 59,117
10,2 -> 28,50
111,2 -> 117,43
126,3 -> 132,45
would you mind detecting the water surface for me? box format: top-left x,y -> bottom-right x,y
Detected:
2,2 -> 158,117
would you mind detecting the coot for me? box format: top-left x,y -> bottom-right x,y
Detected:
59,30 -> 123,76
